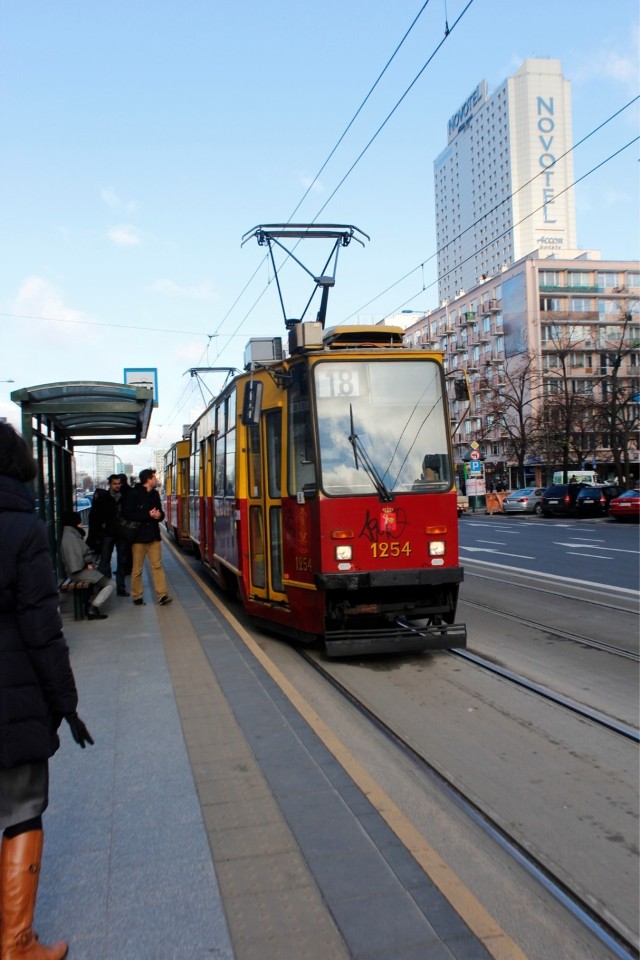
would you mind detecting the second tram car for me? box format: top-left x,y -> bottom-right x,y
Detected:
163,438 -> 192,550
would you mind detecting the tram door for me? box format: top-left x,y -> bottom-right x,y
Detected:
178,455 -> 190,537
247,409 -> 286,603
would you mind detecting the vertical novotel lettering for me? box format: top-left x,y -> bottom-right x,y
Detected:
537,96 -> 557,223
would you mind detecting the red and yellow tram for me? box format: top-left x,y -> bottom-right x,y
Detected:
163,438 -> 192,550
185,320 -> 466,656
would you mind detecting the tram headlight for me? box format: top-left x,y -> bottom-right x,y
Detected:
335,544 -> 353,561
428,540 -> 445,557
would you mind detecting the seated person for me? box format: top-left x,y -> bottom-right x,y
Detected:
413,454 -> 446,489
60,511 -> 115,619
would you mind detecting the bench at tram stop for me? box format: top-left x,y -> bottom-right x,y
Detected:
58,578 -> 94,621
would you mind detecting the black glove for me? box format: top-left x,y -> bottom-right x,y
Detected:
65,713 -> 94,748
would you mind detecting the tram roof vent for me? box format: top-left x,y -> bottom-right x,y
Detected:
322,325 -> 405,349
288,321 -> 324,354
243,337 -> 283,370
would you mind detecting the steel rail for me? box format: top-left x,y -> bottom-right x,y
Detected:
450,648 -> 639,743
464,569 -> 639,614
460,596 -> 640,662
297,648 -> 639,960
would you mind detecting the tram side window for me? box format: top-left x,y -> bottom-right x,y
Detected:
265,410 -> 281,499
214,435 -> 225,497
288,372 -> 317,496
225,431 -> 236,497
247,424 -> 261,499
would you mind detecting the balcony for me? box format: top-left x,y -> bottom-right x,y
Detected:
539,284 -> 599,294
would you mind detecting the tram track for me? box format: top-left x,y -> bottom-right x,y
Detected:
297,646 -> 639,960
460,597 -> 640,662
464,569 -> 639,615
450,648 -> 639,743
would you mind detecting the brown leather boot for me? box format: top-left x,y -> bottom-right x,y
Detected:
0,830 -> 68,959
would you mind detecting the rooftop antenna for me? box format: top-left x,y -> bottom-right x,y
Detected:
241,223 -> 369,329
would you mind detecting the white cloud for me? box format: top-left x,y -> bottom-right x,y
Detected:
12,277 -> 91,343
298,172 -> 323,192
151,279 -> 217,301
101,187 -> 137,214
570,26 -> 640,92
107,224 -> 141,246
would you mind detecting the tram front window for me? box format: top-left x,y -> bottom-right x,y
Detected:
314,359 -> 451,496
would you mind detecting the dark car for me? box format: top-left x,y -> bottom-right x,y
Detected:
540,482 -> 590,517
608,488 -> 640,522
574,484 -> 624,518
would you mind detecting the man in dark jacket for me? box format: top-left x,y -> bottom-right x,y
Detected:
122,468 -> 172,607
88,474 -> 131,596
0,421 -> 93,959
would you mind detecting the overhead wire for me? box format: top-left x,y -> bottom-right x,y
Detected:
287,0 -> 434,222
202,0 -> 473,363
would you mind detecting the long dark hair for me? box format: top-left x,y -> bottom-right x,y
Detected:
0,423 -> 37,482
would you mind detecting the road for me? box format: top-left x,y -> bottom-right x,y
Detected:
458,513 -> 639,592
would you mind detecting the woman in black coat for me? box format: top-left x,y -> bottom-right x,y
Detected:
0,422 -> 93,960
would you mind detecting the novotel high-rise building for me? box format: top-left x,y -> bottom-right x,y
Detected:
434,59 -> 577,303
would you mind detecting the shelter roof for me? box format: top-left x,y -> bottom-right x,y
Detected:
11,381 -> 154,446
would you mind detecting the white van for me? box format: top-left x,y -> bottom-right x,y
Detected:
552,470 -> 599,485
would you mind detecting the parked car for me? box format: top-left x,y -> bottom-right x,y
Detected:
502,487 -> 545,515
608,488 -> 640,522
540,482 -> 590,517
574,484 -> 624,518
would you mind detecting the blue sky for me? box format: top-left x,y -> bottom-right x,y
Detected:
1,0 -> 638,472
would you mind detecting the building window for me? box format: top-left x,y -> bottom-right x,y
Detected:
598,299 -> 618,316
540,297 -> 564,312
597,272 -> 618,290
567,272 -> 592,287
570,298 -> 591,312
540,270 -> 561,286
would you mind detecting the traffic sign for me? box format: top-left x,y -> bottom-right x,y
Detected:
470,450 -> 481,461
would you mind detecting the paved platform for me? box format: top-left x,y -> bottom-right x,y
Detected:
38,545 -> 499,960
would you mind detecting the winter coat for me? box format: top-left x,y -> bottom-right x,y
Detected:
0,476 -> 78,769
60,526 -> 106,585
87,486 -> 129,547
122,484 -> 164,543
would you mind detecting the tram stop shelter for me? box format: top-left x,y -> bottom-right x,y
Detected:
10,381 -> 154,573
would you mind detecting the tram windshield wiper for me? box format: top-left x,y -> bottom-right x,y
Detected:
348,405 -> 394,502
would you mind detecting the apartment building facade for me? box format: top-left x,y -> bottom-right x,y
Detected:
404,254 -> 640,487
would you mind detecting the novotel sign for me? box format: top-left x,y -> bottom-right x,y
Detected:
448,81 -> 488,142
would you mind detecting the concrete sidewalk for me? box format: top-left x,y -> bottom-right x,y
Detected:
38,585 -> 234,960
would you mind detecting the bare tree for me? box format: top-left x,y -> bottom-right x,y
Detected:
534,322 -> 598,481
592,307 -> 640,485
478,353 -> 541,487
